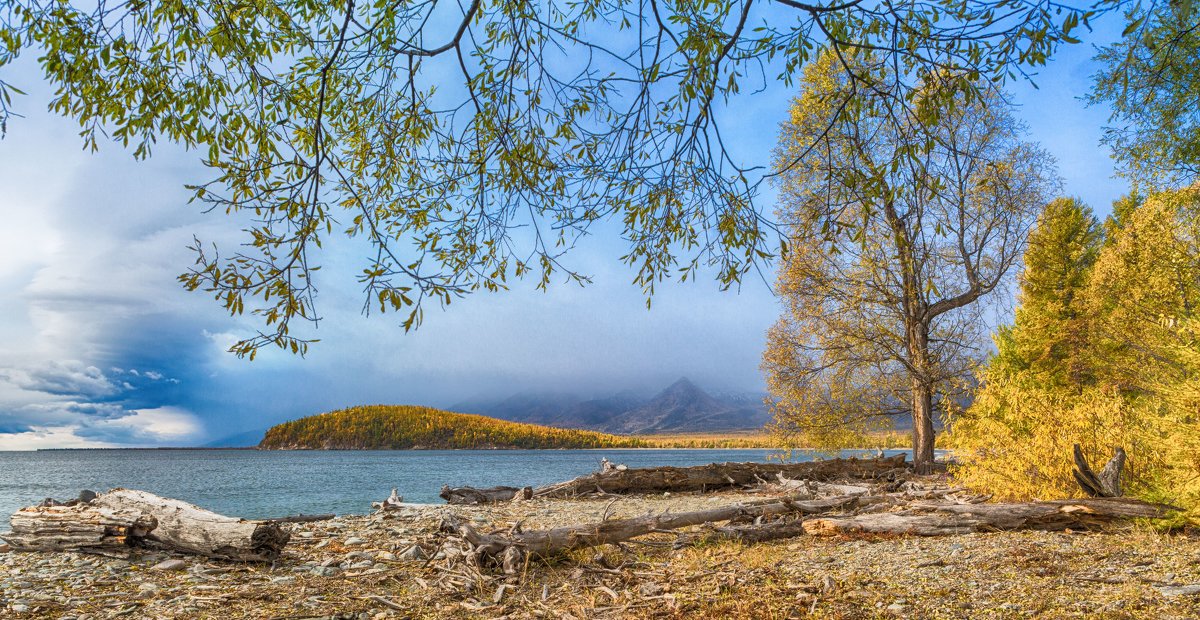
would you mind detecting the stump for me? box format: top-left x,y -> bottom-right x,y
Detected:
1073,444 -> 1126,498
2,489 -> 289,561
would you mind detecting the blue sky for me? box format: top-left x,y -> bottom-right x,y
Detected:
0,17 -> 1129,448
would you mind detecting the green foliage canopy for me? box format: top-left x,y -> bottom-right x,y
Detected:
0,0 -> 1111,357
1090,1 -> 1200,188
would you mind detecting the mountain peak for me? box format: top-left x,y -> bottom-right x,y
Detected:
659,377 -> 703,396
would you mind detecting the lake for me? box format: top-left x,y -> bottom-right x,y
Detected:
0,448 -> 904,520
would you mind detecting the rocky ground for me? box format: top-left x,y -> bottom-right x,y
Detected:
2,492 -> 1199,619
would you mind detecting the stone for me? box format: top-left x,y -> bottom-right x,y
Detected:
151,559 -> 188,571
344,537 -> 366,546
269,576 -> 296,585
1157,585 -> 1200,597
886,603 -> 910,614
399,545 -> 426,561
639,582 -> 664,597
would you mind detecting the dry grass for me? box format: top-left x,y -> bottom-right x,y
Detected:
632,431 -> 779,449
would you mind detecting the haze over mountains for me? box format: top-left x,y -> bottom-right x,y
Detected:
450,377 -> 772,434
206,377 -> 770,446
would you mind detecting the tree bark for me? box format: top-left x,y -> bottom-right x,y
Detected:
911,376 -> 936,474
2,489 -> 289,562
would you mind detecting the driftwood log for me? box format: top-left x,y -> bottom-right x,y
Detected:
441,494 -> 879,573
441,455 -> 908,505
440,485 -> 533,505
1073,444 -> 1126,498
441,494 -> 1171,572
2,489 -> 289,562
373,488 -> 406,512
533,455 -> 907,499
801,497 -> 1168,536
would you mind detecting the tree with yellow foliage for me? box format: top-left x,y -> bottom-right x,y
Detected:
953,186 -> 1200,518
763,53 -> 1057,472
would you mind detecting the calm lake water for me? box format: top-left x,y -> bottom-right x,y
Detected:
0,448 -> 904,520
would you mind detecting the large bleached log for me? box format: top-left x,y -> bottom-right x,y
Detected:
441,493 -> 876,573
2,489 -> 289,562
801,497 -> 1169,536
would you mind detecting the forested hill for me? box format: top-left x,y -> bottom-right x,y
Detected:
257,405 -> 650,450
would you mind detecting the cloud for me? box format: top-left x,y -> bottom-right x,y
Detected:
0,356 -> 201,448
0,406 -> 204,450
76,406 -> 204,444
0,427 -> 120,450
0,361 -> 123,398
0,405 -> 205,450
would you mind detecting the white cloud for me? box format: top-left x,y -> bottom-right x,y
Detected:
86,406 -> 204,443
0,427 -> 119,451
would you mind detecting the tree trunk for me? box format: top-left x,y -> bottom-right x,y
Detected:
2,489 -> 289,562
911,377 -> 936,474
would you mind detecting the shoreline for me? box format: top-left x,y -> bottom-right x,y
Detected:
2,492 -> 1196,618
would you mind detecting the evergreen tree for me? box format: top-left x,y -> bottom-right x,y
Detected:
953,186 -> 1200,518
999,197 -> 1103,390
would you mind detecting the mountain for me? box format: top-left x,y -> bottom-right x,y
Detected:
451,378 -> 770,434
606,378 -> 771,433
257,405 -> 648,450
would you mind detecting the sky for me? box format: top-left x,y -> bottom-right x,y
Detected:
0,15 -> 1130,448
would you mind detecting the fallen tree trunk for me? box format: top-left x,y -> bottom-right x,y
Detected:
3,489 -> 289,562
441,494 -> 876,573
488,455 -> 905,502
440,484 -> 533,505
683,519 -> 812,545
441,495 -> 1171,572
802,497 -> 1170,537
